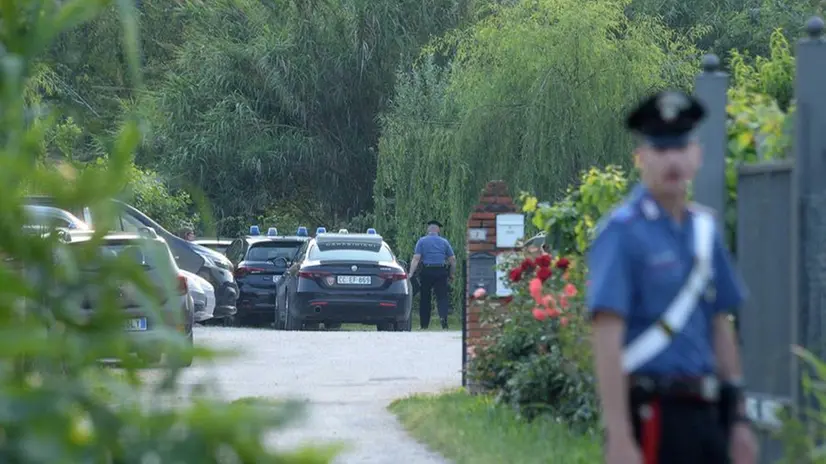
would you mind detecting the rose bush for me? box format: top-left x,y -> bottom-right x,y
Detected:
468,252 -> 597,427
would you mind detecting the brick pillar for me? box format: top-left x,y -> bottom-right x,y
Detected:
464,180 -> 521,393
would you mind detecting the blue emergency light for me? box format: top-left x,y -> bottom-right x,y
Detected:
267,227 -> 278,236
366,228 -> 377,234
316,227 -> 327,235
249,225 -> 260,236
296,226 -> 308,237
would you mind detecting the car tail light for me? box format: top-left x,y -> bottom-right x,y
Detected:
177,274 -> 188,295
298,270 -> 331,279
235,266 -> 265,278
379,271 -> 407,281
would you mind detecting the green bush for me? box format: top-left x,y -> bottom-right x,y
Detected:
523,165 -> 630,256
776,346 -> 826,463
87,158 -> 200,234
0,1 -> 338,462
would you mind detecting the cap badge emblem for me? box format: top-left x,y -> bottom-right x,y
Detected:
657,92 -> 688,122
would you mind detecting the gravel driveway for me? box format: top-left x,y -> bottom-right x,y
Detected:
180,326 -> 461,463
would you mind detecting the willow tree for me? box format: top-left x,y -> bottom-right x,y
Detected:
375,0 -> 698,265
140,0 -> 470,222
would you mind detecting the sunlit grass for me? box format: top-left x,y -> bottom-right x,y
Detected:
389,389 -> 601,464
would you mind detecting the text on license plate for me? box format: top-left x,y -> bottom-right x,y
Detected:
125,317 -> 148,331
337,275 -> 371,285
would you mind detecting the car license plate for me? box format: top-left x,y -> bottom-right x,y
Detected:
337,275 -> 371,285
125,317 -> 147,331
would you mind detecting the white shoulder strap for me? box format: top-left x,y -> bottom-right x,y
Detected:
622,211 -> 716,373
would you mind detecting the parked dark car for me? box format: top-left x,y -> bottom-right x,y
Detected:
25,196 -> 239,324
225,226 -> 309,327
275,232 -> 412,331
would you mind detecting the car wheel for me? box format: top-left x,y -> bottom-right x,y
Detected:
394,317 -> 412,332
284,298 -> 302,331
376,322 -> 394,331
273,298 -> 285,330
179,329 -> 194,367
285,312 -> 302,331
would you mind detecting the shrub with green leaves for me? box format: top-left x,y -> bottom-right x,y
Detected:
0,1 -> 338,462
468,252 -> 597,427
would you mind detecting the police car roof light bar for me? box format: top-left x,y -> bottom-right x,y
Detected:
316,227 -> 326,235
249,225 -> 260,236
267,227 -> 278,237
296,226 -> 308,237
338,229 -> 348,234
366,228 -> 377,234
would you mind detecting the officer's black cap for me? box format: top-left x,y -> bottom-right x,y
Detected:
427,220 -> 443,228
625,90 -> 706,150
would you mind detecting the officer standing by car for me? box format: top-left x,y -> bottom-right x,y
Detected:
180,226 -> 195,242
587,90 -> 758,464
409,220 -> 455,329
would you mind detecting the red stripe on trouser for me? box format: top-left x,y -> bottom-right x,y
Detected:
641,400 -> 662,464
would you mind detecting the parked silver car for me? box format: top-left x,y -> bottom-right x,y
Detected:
23,204 -> 91,235
180,269 -> 215,322
57,228 -> 195,367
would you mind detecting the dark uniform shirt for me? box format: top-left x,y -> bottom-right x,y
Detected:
586,184 -> 748,376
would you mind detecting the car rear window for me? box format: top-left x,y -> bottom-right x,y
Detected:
246,242 -> 302,262
308,241 -> 394,262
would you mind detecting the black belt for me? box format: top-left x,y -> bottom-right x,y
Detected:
630,375 -> 720,403
423,264 -> 447,268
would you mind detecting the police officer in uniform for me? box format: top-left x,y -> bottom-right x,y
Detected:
587,90 -> 759,464
409,220 -> 456,329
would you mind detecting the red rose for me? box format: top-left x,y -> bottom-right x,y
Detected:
535,254 -> 552,268
536,266 -> 552,282
508,268 -> 522,282
502,295 -> 514,304
555,257 -> 570,270
520,258 -> 535,272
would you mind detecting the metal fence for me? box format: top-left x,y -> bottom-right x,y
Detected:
693,17 -> 825,463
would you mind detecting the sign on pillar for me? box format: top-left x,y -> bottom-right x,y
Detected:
464,180 -> 524,393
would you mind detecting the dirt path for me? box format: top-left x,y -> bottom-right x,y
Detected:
179,327 -> 461,463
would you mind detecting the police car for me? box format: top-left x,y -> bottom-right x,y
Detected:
274,228 -> 412,331
224,226 -> 311,326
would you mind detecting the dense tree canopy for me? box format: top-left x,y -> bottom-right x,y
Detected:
374,0 -> 698,258
33,0 -> 824,245
138,0 -> 471,223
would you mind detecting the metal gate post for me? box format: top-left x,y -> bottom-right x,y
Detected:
693,54 -> 729,230
461,260 -> 467,387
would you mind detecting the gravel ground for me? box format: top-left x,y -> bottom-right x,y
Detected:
179,326 -> 461,464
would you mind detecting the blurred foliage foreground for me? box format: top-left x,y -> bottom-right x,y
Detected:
0,1 -> 338,462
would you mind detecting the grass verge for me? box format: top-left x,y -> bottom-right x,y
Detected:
389,389 -> 601,464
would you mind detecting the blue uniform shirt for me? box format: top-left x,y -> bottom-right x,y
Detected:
414,233 -> 455,265
586,183 -> 747,376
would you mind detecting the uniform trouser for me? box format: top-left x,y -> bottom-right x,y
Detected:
631,396 -> 729,464
419,266 -> 449,328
